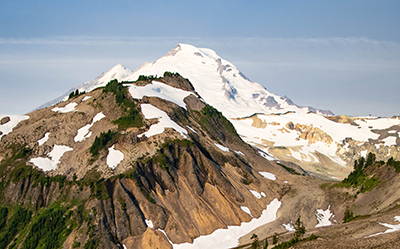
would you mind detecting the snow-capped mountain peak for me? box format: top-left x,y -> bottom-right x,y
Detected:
46,43 -> 332,118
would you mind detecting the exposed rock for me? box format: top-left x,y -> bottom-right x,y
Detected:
0,116 -> 10,125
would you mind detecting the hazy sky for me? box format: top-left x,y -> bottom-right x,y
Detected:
1,0 -> 399,116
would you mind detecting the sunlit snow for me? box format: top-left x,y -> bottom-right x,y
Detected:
259,171 -> 277,181
282,223 -> 295,232
52,102 -> 77,113
249,190 -> 265,199
138,104 -> 187,138
106,145 -> 124,169
367,216 -> 400,237
0,115 -> 29,139
169,198 -> 281,249
240,206 -> 252,216
129,81 -> 193,109
37,132 -> 50,146
82,96 -> 92,101
214,143 -> 230,152
145,219 -> 154,229
74,112 -> 105,142
29,145 -> 73,171
315,205 -> 334,227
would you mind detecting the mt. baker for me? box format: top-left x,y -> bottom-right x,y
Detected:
56,43 -> 400,179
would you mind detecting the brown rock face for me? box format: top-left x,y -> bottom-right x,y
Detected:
0,116 -> 10,125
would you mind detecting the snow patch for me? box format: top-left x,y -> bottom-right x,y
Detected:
367,216 -> 400,237
249,190 -> 264,199
170,198 -> 281,249
145,219 -> 154,229
74,112 -> 105,142
282,223 -> 295,232
139,104 -> 187,138
258,150 -> 276,161
234,150 -> 244,156
186,126 -> 198,134
240,206 -> 252,216
38,132 -> 50,146
383,136 -> 397,146
29,145 -> 73,171
214,143 -> 229,152
259,171 -> 277,181
129,81 -> 193,109
82,96 -> 92,101
315,205 -> 334,228
52,102 -> 77,113
106,145 -> 124,169
0,115 -> 29,139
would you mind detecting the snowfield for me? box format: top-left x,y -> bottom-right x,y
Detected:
37,132 -> 50,146
169,198 -> 281,249
52,102 -> 78,113
0,115 -> 29,139
315,206 -> 334,228
106,145 -> 124,169
74,112 -> 105,142
259,171 -> 277,181
145,219 -> 154,229
82,96 -> 92,101
138,104 -> 187,138
29,145 -> 73,171
128,80 -> 193,109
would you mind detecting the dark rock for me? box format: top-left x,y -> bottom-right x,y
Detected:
0,116 -> 10,125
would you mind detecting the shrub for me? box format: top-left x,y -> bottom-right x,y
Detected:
68,89 -> 85,99
90,130 -> 118,157
103,80 -> 143,129
163,71 -> 181,77
343,209 -> 357,223
136,75 -> 159,81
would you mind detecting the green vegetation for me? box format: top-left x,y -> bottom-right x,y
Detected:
271,234 -> 318,249
68,89 -> 85,99
136,75 -> 159,81
341,153 -> 379,193
22,205 -> 74,249
343,209 -> 357,223
163,71 -> 181,77
103,79 -> 144,129
276,162 -> 301,175
195,105 -> 238,139
0,206 -> 32,248
387,157 -> 400,172
89,130 -> 118,157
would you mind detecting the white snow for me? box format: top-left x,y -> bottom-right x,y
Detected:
29,145 -> 73,171
249,190 -> 265,199
128,81 -> 193,109
383,136 -> 397,146
234,150 -> 245,156
122,44 -> 325,118
82,96 -> 92,101
360,150 -> 368,158
240,206 -> 252,216
169,198 -> 281,249
214,143 -> 230,152
186,126 -> 198,134
145,219 -> 154,229
367,216 -> 400,237
106,145 -> 124,169
52,102 -> 77,113
258,150 -> 276,161
315,205 -> 334,228
0,115 -> 29,139
37,132 -> 50,146
139,104 -> 187,138
123,245 -> 127,249
259,171 -> 277,181
74,112 -> 105,142
282,223 -> 295,232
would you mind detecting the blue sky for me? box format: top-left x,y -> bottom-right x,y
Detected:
0,0 -> 399,116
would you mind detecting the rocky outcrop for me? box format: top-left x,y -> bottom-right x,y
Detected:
0,116 -> 10,125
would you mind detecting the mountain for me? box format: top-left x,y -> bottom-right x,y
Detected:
52,43 -> 400,180
0,44 -> 399,249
